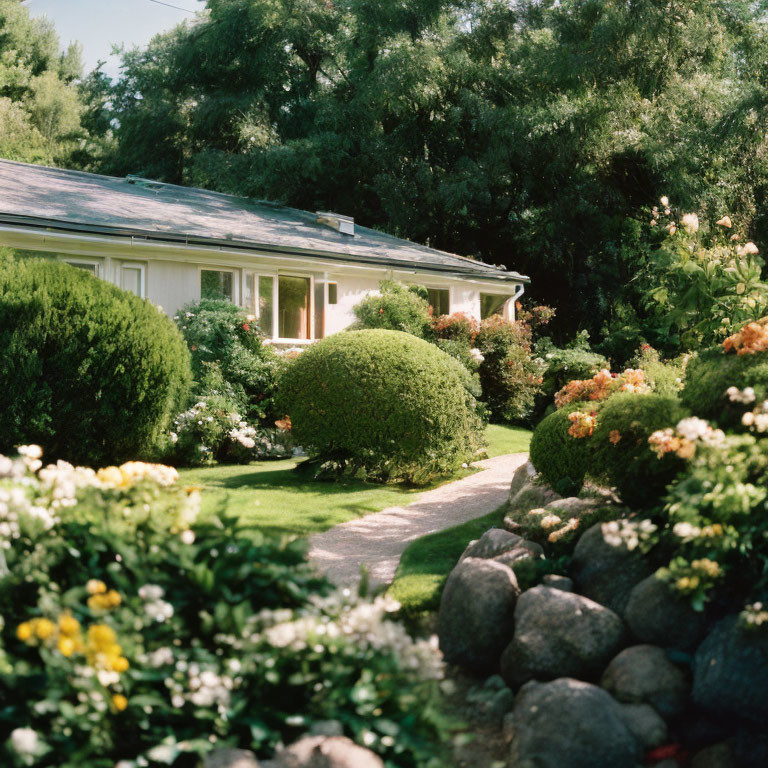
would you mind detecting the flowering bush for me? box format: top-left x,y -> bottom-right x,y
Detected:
0,449 -> 447,767
643,199 -> 768,349
431,312 -> 478,345
554,368 -> 648,409
535,345 -> 609,416
175,299 -> 281,423
681,321 -> 768,429
629,344 -> 686,398
589,393 -> 689,508
475,315 -> 544,423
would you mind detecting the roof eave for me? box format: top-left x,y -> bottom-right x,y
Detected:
0,213 -> 530,283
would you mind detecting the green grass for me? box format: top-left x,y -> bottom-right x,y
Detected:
178,424 -> 530,538
484,424 -> 532,458
388,505 -> 508,614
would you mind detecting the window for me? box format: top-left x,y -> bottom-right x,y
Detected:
481,293 -> 508,319
328,282 -> 338,305
65,260 -> 98,275
258,276 -> 274,337
278,275 -> 311,340
427,288 -> 450,317
120,264 -> 145,298
201,269 -> 234,301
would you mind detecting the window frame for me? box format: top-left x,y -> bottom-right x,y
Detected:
424,285 -> 450,317
63,258 -> 101,277
480,292 -> 511,320
244,270 -> 316,343
199,266 -> 238,304
119,262 -> 146,299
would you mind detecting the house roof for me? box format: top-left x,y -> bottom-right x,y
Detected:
0,159 -> 528,283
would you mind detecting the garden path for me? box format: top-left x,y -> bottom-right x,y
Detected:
308,452 -> 528,588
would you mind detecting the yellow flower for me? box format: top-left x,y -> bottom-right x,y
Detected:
106,590 -> 122,608
16,622 -> 33,642
58,614 -> 81,637
111,694 -> 128,712
96,466 -> 124,487
111,656 -> 130,673
88,624 -> 117,647
34,618 -> 56,641
57,636 -> 77,657
86,580 -> 107,596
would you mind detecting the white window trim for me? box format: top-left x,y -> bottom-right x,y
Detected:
199,265 -> 239,304
119,262 -> 147,299
424,285 -> 451,316
63,257 -> 101,276
480,292 -> 514,321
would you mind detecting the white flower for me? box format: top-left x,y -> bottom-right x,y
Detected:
675,417 -> 711,442
138,584 -> 165,601
469,348 -> 484,364
673,522 -> 701,540
743,242 -> 759,255
17,445 -> 43,460
10,728 -> 40,755
180,529 -> 196,545
660,196 -> 669,207
681,213 -> 699,234
148,647 -> 175,667
727,386 -> 756,404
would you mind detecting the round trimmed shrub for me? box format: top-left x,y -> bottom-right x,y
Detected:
540,348 -> 609,400
0,259 -> 191,464
529,403 -> 593,496
682,345 -> 768,428
279,329 -> 484,483
591,392 -> 689,508
352,280 -> 433,338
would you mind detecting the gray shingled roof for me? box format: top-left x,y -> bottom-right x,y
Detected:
0,159 -> 527,282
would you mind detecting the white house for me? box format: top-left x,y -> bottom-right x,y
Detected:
0,160 -> 529,344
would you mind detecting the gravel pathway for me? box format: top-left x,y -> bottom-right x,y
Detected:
308,452 -> 529,588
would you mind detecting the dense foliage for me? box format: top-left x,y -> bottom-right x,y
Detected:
68,0 -> 768,341
352,281 -> 433,339
0,450 -> 447,768
174,299 -> 281,423
529,404 -> 591,497
279,330 -> 484,484
0,259 -> 191,465
536,345 -> 609,418
590,393 -> 689,508
0,0 -> 88,166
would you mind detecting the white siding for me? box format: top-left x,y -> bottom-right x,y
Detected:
147,260 -> 201,316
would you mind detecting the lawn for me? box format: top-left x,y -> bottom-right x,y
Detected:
387,505 -> 508,615
178,423 -> 531,537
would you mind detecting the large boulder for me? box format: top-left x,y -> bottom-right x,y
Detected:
205,750 -> 261,768
570,522 -> 653,615
500,585 -> 625,688
617,703 -> 668,750
624,575 -> 708,650
460,528 -> 525,562
507,678 -> 642,768
274,736 -> 384,768
693,615 -> 768,724
438,557 -> 520,673
601,645 -> 690,719
509,460 -> 536,500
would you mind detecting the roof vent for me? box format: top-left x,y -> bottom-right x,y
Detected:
316,211 -> 355,236
126,175 -> 166,191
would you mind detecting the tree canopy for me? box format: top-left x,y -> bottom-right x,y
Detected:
12,0 -> 768,344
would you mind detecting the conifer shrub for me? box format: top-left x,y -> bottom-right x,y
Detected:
0,258 -> 191,464
279,329 -> 484,483
591,392 -> 689,507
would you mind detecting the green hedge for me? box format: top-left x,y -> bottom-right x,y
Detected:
0,258 -> 191,464
352,280 -> 433,338
682,346 -> 768,428
529,403 -> 593,496
279,329 -> 484,483
591,392 -> 689,507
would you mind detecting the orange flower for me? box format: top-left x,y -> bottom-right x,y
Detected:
724,318 -> 768,355
609,430 -> 622,445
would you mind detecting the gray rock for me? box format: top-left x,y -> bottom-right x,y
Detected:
500,586 -> 625,688
624,575 -> 708,650
542,574 -> 574,592
617,703 -> 668,749
493,542 -> 544,569
467,682 -> 515,726
438,557 -> 520,673
601,645 -> 690,719
544,496 -> 605,517
507,678 -> 643,768
693,615 -> 768,724
691,742 -> 735,768
509,480 -> 562,513
204,750 -> 261,768
460,528 -> 524,562
570,522 -> 653,615
275,736 -> 383,768
509,460 -> 536,501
